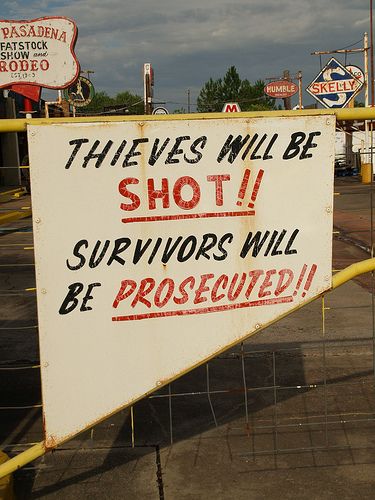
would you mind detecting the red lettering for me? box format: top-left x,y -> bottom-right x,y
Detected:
40,59 -> 49,71
206,174 -> 230,206
119,178 -> 140,211
274,269 -> 294,296
228,272 -> 247,301
19,60 -> 28,71
245,270 -> 263,299
112,279 -> 137,308
211,274 -> 228,302
173,276 -> 195,305
194,273 -> 214,304
131,278 -> 155,308
148,178 -> 169,210
173,176 -> 200,210
258,270 -> 276,298
154,278 -> 175,308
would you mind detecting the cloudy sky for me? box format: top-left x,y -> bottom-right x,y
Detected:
1,0 -> 372,111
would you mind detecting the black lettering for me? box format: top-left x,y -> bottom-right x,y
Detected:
162,236 -> 184,263
184,136 -> 207,164
107,238 -> 131,265
59,282 -> 84,314
300,131 -> 321,159
250,134 -> 267,160
263,133 -> 278,160
80,283 -> 102,312
271,229 -> 286,256
66,239 -> 88,270
214,233 -> 233,261
195,233 -> 217,260
264,231 -> 278,256
166,136 -> 190,164
148,138 -> 170,166
82,140 -> 113,168
123,138 -> 149,167
110,140 -> 127,166
65,138 -> 89,169
133,238 -> 153,264
89,240 -> 110,268
285,229 -> 299,254
147,237 -> 163,264
241,134 -> 259,160
177,236 -> 197,262
217,134 -> 250,163
240,231 -> 270,258
283,132 -> 306,160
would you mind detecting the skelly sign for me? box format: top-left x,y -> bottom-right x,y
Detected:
28,113 -> 335,446
0,16 -> 79,89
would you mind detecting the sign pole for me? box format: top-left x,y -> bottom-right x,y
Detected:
298,71 -> 303,109
364,32 -> 370,165
23,97 -> 34,119
282,70 -> 292,110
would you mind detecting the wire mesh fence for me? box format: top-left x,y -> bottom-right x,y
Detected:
0,124 -> 375,486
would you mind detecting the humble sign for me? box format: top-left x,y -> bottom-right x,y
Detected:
0,16 -> 79,89
28,114 -> 335,445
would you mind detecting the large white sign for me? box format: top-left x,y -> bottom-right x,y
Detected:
0,17 -> 79,89
28,114 -> 335,446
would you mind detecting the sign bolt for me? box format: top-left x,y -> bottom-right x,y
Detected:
35,217 -> 41,223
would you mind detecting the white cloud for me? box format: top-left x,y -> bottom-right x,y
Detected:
1,0 -> 372,109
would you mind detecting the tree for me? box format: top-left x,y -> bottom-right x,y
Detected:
197,66 -> 275,112
79,90 -> 144,115
196,77 -> 222,112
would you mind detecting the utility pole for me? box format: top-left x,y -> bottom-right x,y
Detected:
143,63 -> 154,115
311,35 -> 370,177
187,88 -> 191,113
81,69 -> 95,81
364,32 -> 370,164
297,70 -> 303,109
283,70 -> 292,110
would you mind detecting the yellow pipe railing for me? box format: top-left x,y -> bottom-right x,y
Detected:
0,107 -> 374,133
0,442 -> 45,478
0,106 -> 374,478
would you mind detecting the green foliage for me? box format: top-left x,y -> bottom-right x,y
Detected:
197,66 -> 275,112
81,90 -> 144,115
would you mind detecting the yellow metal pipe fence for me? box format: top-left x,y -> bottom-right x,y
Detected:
0,107 -> 374,480
0,257 -> 374,479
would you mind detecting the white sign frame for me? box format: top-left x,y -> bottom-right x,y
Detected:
28,114 -> 335,446
0,16 -> 79,89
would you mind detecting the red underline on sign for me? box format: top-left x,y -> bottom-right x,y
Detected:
112,296 -> 293,322
121,210 -> 255,224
